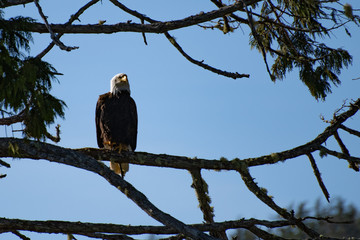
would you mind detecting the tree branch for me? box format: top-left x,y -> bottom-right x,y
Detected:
9,1 -> 261,34
319,146 -> 360,165
0,140 -> 217,240
339,124 -> 360,137
306,153 -> 330,202
164,32 -> 249,79
333,130 -> 359,171
70,98 -> 360,172
108,0 -> 249,79
0,217 -> 315,236
0,0 -> 33,7
0,110 -> 26,126
36,0 -> 100,59
190,169 -> 227,239
237,164 -> 320,238
11,230 -> 31,240
33,0 -> 79,52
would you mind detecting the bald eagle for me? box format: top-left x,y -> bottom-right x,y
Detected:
95,73 -> 138,176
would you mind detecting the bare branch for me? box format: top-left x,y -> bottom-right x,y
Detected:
0,217 -> 319,236
10,1 -> 261,34
0,110 -> 26,126
108,0 -> 249,79
11,231 -> 31,240
190,169 -> 227,239
45,124 -> 61,143
0,159 -> 10,168
339,124 -> 360,138
333,130 -> 359,171
0,139 -> 217,240
306,153 -> 330,202
33,0 -> 79,52
164,32 -> 249,79
246,226 -> 287,240
0,0 -> 33,7
319,146 -> 360,165
70,98 -> 360,171
36,0 -> 100,59
242,0 -> 274,80
237,164 -> 320,238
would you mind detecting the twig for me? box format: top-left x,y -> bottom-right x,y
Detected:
0,159 -> 11,168
237,163 -> 320,238
45,124 -> 61,143
12,230 -> 31,240
140,18 -> 148,45
246,226 -> 287,240
33,0 -> 79,52
339,124 -> 360,137
319,146 -> 360,165
164,32 -> 249,79
241,0 -> 274,80
306,153 -> 330,202
36,0 -> 100,58
189,169 -> 227,239
109,0 -> 249,79
209,0 -> 231,34
333,130 -> 359,171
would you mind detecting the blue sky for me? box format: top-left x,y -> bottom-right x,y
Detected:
1,1 -> 360,239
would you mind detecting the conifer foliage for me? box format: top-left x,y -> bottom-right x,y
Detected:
0,10 -> 66,140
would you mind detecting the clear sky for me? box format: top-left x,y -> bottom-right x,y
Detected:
1,1 -> 360,239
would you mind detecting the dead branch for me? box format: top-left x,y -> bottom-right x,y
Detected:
190,169 -> 227,239
0,217 -> 318,236
237,164 -> 320,238
8,1 -> 261,34
0,0 -> 33,7
0,139 -> 218,240
306,153 -> 330,202
339,124 -> 360,137
108,0 -> 248,79
36,0 -> 100,59
0,110 -> 26,126
33,0 -> 79,52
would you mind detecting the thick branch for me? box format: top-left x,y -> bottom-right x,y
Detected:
0,99 -> 357,174
0,110 -> 26,126
8,1 -> 260,34
0,96 -> 359,174
0,217 -> 308,236
0,0 -> 33,7
71,98 -> 360,171
0,139 -> 217,240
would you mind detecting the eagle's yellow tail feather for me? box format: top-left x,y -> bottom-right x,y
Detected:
109,143 -> 131,177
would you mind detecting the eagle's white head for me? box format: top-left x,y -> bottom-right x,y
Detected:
110,73 -> 130,95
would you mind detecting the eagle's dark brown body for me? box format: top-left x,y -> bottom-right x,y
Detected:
95,91 -> 138,152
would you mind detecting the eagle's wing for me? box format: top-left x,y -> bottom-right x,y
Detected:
129,96 -> 138,151
95,93 -> 109,148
